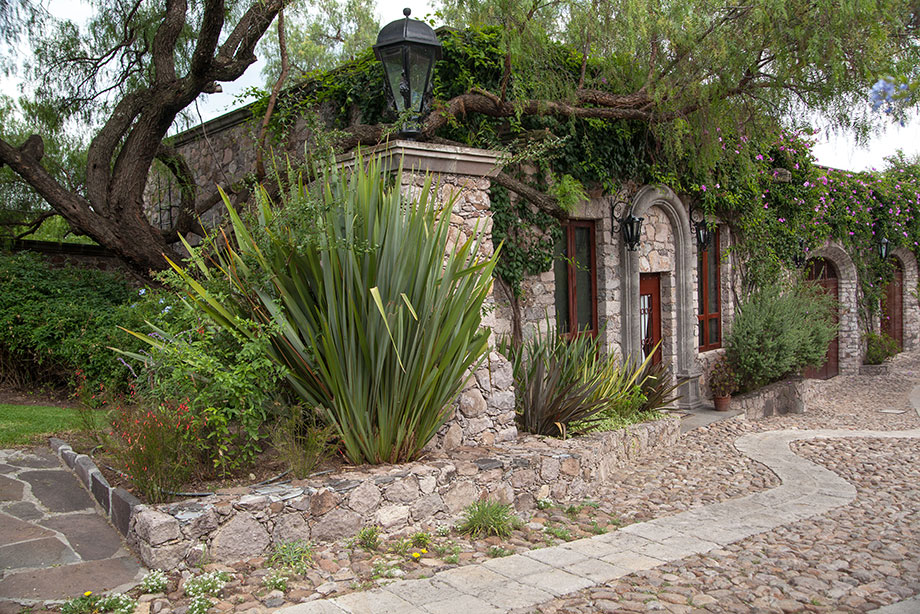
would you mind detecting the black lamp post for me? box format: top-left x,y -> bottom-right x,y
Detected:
373,8 -> 442,138
878,236 -> 890,260
612,200 -> 643,251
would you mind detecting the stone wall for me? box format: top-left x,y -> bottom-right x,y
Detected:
892,248 -> 920,352
127,416 -> 680,568
730,377 -> 814,420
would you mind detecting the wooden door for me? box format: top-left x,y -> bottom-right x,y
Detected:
882,261 -> 904,348
804,258 -> 839,379
639,273 -> 662,365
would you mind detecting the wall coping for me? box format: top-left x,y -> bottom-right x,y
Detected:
337,140 -> 503,178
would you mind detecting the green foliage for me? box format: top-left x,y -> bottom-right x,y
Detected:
169,158 -> 499,464
0,252 -> 160,391
487,545 -> 512,558
864,331 -> 900,365
268,540 -> 314,575
543,523 -> 572,541
456,500 -> 519,539
726,281 -> 838,391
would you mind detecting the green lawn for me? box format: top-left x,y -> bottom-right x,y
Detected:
0,404 -> 95,446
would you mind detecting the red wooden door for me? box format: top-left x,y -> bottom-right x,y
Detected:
804,258 -> 839,379
882,261 -> 904,348
639,273 -> 662,365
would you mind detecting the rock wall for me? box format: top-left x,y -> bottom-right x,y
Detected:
731,377 -> 813,420
127,416 -> 680,568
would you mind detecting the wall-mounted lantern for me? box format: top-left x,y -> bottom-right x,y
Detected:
612,200 -> 643,251
373,8 -> 442,138
793,238 -> 807,268
878,236 -> 890,261
688,203 -> 712,250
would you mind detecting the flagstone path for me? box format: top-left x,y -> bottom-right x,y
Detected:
0,447 -> 143,608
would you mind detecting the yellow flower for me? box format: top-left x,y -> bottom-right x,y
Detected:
421,549 -> 428,554
84,591 -> 93,597
411,552 -> 421,559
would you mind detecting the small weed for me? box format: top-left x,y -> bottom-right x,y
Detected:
433,541 -> 461,564
184,571 -> 230,598
543,523 -> 572,541
262,569 -> 288,592
371,559 -> 402,580
564,504 -> 584,519
139,569 -> 169,593
61,592 -> 136,614
187,595 -> 212,614
354,526 -> 382,552
268,540 -> 313,575
487,545 -> 512,558
536,497 -> 553,510
456,499 -> 519,538
436,525 -> 451,537
389,537 -> 412,556
810,598 -> 822,606
588,520 -> 607,535
411,531 -> 433,549
444,553 -> 459,564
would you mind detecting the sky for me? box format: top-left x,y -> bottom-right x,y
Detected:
2,0 -> 918,173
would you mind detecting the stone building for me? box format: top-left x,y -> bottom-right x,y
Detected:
149,106 -> 919,427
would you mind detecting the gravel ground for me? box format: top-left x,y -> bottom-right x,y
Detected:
118,351 -> 920,614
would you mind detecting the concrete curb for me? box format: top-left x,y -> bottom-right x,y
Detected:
276,428 -> 920,614
48,437 -> 141,537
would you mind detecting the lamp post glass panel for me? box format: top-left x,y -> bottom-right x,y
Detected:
374,9 -> 442,138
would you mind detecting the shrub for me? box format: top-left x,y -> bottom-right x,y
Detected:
0,252 -> 177,392
864,331 -> 900,364
726,281 -> 838,391
108,400 -> 197,502
170,157 -> 498,464
456,500 -> 519,538
118,312 -> 288,476
353,526 -> 381,552
501,324 -> 656,437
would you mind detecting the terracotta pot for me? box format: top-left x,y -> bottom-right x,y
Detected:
713,395 -> 732,412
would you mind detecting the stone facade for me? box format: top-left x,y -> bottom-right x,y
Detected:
891,248 -> 920,352
127,416 -> 680,568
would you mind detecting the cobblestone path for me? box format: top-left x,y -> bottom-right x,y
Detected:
282,351 -> 920,614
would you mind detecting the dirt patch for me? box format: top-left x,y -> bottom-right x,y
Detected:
0,387 -> 75,408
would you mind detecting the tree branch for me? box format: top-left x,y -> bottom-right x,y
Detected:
152,0 -> 188,84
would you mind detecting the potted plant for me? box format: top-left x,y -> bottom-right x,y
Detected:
709,356 -> 737,411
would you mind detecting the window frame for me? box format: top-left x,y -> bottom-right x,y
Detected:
555,220 -> 598,338
697,226 -> 722,351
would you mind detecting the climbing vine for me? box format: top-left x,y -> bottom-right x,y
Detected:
243,25 -> 920,316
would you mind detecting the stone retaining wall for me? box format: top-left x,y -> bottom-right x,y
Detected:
127,416 -> 679,569
731,376 -> 816,420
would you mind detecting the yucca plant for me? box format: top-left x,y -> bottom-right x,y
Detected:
165,157 -> 499,464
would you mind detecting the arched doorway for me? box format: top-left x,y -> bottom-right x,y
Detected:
804,257 -> 839,379
882,259 -> 904,348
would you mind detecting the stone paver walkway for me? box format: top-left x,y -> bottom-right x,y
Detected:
278,424 -> 920,614
0,447 -> 143,607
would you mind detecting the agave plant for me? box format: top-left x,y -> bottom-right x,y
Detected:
161,157 -> 499,464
